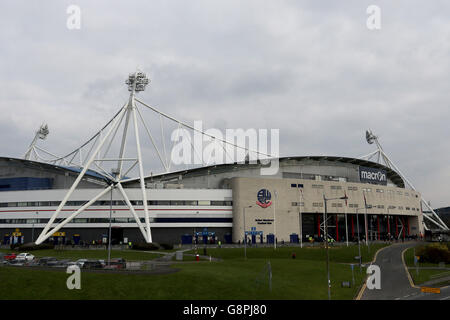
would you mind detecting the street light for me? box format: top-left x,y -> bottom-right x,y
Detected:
32,211 -> 38,243
323,194 -> 348,300
108,185 -> 113,266
273,190 -> 278,250
243,205 -> 252,260
355,207 -> 364,272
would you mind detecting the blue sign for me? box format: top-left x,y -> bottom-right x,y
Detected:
257,189 -> 272,208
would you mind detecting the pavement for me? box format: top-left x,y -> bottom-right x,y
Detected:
361,242 -> 450,300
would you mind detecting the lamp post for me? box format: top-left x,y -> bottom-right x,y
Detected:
298,187 -> 303,248
32,211 -> 38,243
355,207 -> 364,272
323,193 -> 348,300
363,190 -> 370,249
273,190 -> 278,250
108,185 -> 113,266
243,205 -> 252,260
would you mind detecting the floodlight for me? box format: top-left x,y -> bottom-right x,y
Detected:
366,130 -> 375,145
126,72 -> 150,92
37,124 -> 49,140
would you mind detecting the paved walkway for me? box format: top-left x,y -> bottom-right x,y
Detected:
361,242 -> 450,300
361,242 -> 418,300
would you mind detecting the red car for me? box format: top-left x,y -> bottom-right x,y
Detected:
4,253 -> 17,260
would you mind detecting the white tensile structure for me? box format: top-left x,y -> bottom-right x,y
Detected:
33,71 -> 275,245
359,130 -> 448,231
35,72 -> 154,244
24,124 -> 49,161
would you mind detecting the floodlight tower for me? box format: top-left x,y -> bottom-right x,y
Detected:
35,71 -> 155,245
361,129 -> 448,231
24,124 -> 49,160
119,71 -> 152,242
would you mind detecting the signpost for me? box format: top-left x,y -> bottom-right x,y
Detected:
244,227 -> 263,259
350,264 -> 355,286
421,287 -> 440,294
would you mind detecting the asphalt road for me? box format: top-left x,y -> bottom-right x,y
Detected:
361,242 -> 450,300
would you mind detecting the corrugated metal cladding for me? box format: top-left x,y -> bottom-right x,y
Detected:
0,177 -> 53,191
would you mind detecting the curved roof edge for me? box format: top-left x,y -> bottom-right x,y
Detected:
0,157 -> 111,183
122,155 -> 405,188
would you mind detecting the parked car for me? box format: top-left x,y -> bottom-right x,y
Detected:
15,253 -> 35,262
4,253 -> 17,261
75,259 -> 88,268
82,260 -> 104,269
53,259 -> 73,267
104,258 -> 126,270
38,257 -> 58,266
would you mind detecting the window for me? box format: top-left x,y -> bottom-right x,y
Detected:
313,202 -> 323,207
376,189 -> 384,193
331,186 -> 342,190
312,184 -> 324,189
211,201 -> 232,206
291,202 -> 304,207
198,200 -> 211,206
348,186 -> 358,191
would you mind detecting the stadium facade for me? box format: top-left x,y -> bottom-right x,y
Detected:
0,155 -> 424,245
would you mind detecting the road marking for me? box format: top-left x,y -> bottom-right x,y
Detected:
439,296 -> 450,300
355,244 -> 390,300
401,246 -> 420,289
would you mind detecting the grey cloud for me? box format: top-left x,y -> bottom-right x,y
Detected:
0,1 -> 449,207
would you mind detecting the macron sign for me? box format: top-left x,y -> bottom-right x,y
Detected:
359,166 -> 387,185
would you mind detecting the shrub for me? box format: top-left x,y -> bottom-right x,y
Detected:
132,242 -> 160,251
416,243 -> 450,264
9,243 -> 21,250
160,243 -> 174,250
14,243 -> 55,251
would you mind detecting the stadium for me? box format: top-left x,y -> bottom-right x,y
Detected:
0,72 -> 446,247
0,155 -> 425,246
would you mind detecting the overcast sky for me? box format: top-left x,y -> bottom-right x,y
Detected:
0,1 -> 449,207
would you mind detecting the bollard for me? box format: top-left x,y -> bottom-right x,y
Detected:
196,254 -> 199,262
